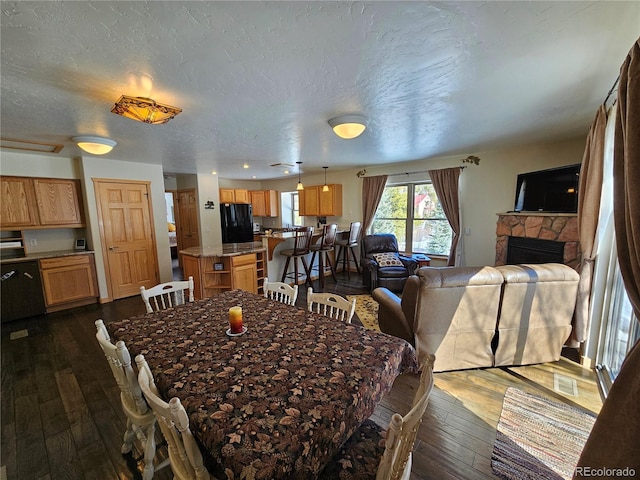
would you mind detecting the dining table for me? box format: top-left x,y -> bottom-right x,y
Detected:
108,289 -> 418,479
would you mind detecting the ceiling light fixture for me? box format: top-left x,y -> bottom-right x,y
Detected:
328,114 -> 367,139
72,135 -> 117,155
296,161 -> 304,191
111,95 -> 182,124
322,166 -> 329,192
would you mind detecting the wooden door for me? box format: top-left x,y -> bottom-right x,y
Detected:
95,180 -> 158,299
177,189 -> 200,250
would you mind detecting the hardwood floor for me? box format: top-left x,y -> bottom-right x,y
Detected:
0,271 -> 602,480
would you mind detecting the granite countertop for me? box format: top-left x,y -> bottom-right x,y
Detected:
0,249 -> 94,264
180,242 -> 266,258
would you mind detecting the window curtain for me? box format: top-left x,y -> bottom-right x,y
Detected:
361,175 -> 388,233
428,167 -> 461,266
571,104 -> 607,347
613,38 -> 640,320
575,38 -> 640,478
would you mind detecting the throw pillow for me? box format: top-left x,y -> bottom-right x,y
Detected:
372,252 -> 403,267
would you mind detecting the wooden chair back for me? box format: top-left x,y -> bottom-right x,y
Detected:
347,221 -> 361,245
377,354 -> 436,480
136,354 -> 211,480
307,287 -> 356,323
95,319 -> 149,416
292,226 -> 314,254
95,319 -> 170,478
263,276 -> 299,305
318,223 -> 338,249
140,276 -> 194,313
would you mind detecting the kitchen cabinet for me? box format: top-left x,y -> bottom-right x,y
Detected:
250,190 -> 266,217
32,178 -> 84,226
299,184 -> 342,217
182,249 -> 266,300
1,176 -> 85,229
219,188 -> 250,204
0,176 -> 39,228
250,189 -> 279,217
39,253 -> 98,312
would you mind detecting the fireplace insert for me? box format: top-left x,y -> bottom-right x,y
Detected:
507,236 -> 564,264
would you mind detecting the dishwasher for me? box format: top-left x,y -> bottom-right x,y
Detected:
1,261 -> 46,322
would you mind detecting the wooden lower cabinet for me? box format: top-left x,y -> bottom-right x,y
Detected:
183,251 -> 266,300
39,254 -> 98,312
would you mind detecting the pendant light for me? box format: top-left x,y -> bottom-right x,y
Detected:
296,161 -> 304,190
322,166 -> 329,192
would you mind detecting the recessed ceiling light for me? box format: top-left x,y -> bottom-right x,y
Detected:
243,163 -> 249,169
211,170 -> 217,175
283,170 -> 290,175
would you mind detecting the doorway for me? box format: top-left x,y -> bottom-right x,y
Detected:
94,179 -> 159,300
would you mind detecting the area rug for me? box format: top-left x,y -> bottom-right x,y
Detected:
492,387 -> 596,480
347,294 -> 380,332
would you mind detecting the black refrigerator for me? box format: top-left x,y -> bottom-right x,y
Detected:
220,203 -> 254,243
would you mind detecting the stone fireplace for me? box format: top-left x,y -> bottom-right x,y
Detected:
495,213 -> 581,270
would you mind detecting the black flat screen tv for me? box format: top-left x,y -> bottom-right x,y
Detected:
514,164 -> 581,213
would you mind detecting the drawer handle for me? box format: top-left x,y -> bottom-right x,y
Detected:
1,270 -> 15,281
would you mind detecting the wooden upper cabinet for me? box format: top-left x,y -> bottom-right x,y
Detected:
33,178 -> 84,227
219,188 -> 235,203
234,189 -> 250,204
264,190 -> 279,217
250,190 -> 266,217
0,176 -> 39,228
319,184 -> 342,216
1,176 -> 84,229
300,185 -> 320,216
219,188 -> 250,204
300,184 -> 342,216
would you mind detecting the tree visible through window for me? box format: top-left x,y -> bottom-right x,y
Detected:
371,183 -> 452,255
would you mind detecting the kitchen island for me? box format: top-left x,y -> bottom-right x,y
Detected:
180,242 -> 267,299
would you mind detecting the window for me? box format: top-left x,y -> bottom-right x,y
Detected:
371,182 -> 452,255
279,191 -> 302,228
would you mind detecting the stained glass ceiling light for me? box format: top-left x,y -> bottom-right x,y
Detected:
111,95 -> 182,125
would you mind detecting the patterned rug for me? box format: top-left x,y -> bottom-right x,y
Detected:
347,294 -> 380,332
492,387 -> 596,480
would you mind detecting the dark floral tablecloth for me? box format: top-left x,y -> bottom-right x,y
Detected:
109,289 -> 417,480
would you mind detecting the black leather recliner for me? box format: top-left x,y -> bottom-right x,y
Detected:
361,234 -> 418,292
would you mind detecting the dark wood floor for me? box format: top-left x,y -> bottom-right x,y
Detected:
1,270 -> 602,480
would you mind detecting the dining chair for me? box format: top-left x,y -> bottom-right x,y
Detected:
95,320 -> 170,480
263,276 -> 299,306
307,287 -> 356,323
318,354 -> 436,480
280,226 -> 314,287
309,223 -> 338,290
335,221 -> 362,278
140,276 -> 194,313
136,354 -> 212,480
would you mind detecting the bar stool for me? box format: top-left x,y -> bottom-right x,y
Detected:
280,226 -> 314,287
335,221 -> 361,278
309,224 -> 338,290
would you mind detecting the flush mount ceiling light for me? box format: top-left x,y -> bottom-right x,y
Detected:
322,166 -> 329,192
111,95 -> 182,124
328,114 -> 367,139
72,136 -> 117,155
296,161 -> 304,190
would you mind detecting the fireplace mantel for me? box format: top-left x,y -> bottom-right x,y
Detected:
495,213 -> 580,269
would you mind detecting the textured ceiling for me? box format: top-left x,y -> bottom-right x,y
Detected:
1,1 -> 638,179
